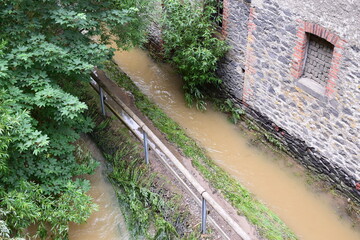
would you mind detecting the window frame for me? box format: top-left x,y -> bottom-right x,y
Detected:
291,21 -> 346,100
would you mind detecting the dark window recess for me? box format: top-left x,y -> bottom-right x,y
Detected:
210,0 -> 223,29
302,34 -> 334,86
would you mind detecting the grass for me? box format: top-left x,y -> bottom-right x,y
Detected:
103,60 -> 298,240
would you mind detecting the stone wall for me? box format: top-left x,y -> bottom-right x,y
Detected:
217,0 -> 251,100
219,0 -> 360,202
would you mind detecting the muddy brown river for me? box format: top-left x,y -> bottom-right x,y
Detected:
68,138 -> 129,240
112,48 -> 360,240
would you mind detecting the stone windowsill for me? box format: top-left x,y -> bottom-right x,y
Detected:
295,77 -> 328,101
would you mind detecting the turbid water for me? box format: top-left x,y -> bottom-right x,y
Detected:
112,47 -> 360,240
68,137 -> 129,240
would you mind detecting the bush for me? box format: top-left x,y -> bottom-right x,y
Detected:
162,0 -> 229,110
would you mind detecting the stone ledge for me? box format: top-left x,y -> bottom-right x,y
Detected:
295,77 -> 328,102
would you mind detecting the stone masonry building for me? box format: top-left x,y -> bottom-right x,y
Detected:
149,0 -> 360,203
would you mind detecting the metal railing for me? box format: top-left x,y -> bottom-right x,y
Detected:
90,70 -> 251,240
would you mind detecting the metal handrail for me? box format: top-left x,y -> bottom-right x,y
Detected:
90,70 -> 252,240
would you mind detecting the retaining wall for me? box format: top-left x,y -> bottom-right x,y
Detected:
221,0 -> 360,202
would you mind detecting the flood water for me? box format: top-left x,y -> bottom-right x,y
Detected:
68,138 -> 129,240
112,48 -> 360,240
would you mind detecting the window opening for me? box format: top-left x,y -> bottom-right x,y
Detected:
302,34 -> 334,86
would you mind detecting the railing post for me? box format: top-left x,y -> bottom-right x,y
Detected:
201,196 -> 207,234
143,130 -> 149,164
99,86 -> 106,116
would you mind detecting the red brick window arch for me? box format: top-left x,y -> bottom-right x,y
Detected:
291,21 -> 346,98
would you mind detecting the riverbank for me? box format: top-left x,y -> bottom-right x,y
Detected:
102,60 -> 296,240
63,74 -> 244,239
69,136 -> 130,240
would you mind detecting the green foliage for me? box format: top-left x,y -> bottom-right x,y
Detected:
0,92 -> 17,174
154,216 -> 178,240
263,132 -> 287,152
161,0 -> 229,110
63,78 -> 190,239
93,121 -> 182,239
244,118 -> 287,153
104,61 -> 297,240
1,181 -> 97,240
215,99 -> 245,124
108,150 -> 178,239
73,145 -> 100,175
0,209 -> 11,239
95,120 -> 181,239
0,0 -> 150,238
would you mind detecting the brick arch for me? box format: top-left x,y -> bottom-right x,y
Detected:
291,20 -> 346,97
305,22 -> 340,45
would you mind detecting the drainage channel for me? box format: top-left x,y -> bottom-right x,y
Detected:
68,136 -> 129,240
90,70 -> 252,240
112,47 -> 360,240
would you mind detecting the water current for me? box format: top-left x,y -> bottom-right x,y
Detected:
68,138 -> 129,240
112,47 -> 360,240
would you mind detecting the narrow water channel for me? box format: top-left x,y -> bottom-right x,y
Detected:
112,48 -> 360,240
68,137 -> 129,240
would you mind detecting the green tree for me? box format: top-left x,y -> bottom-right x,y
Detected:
0,0 -> 150,239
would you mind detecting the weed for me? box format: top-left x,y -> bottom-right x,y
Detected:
215,99 -> 245,124
73,144 -> 100,175
107,149 -> 178,238
245,119 -> 260,132
95,118 -> 111,131
263,132 -> 287,152
346,201 -> 360,220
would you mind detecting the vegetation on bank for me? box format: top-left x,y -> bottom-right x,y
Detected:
103,61 -> 297,240
62,78 -> 199,239
0,0 -> 150,238
161,0 -> 228,110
